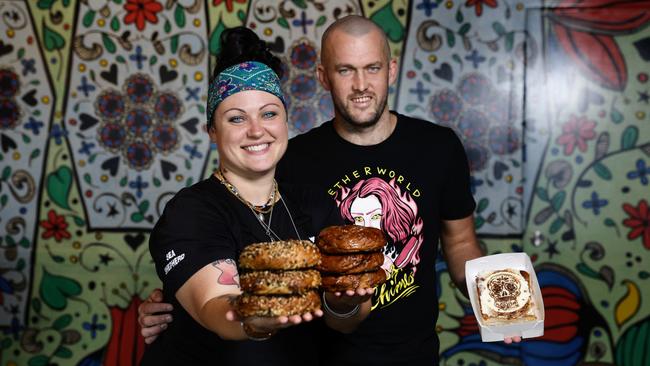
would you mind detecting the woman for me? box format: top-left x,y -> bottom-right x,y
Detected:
140,28 -> 368,365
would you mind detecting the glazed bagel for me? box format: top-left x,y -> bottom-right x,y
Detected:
317,252 -> 384,274
321,269 -> 387,292
235,291 -> 321,317
317,225 -> 386,254
239,240 -> 320,270
240,270 -> 321,295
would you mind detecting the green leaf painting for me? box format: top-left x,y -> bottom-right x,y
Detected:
40,269 -> 82,310
46,166 -> 73,210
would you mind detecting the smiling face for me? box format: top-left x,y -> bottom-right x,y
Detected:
209,90 -> 288,179
317,27 -> 397,129
350,195 -> 383,229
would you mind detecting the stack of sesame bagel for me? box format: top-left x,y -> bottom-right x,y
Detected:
235,240 -> 322,318
316,225 -> 388,292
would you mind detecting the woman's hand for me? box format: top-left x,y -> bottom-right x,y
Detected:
225,308 -> 323,339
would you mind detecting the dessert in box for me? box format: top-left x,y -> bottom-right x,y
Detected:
465,253 -> 544,342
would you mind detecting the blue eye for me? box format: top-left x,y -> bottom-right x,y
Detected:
228,115 -> 244,123
262,111 -> 277,119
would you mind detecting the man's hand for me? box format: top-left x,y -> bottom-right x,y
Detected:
225,307 -> 324,331
504,336 -> 522,344
138,288 -> 173,344
325,287 -> 374,310
321,288 -> 374,334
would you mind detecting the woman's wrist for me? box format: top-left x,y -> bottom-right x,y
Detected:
321,292 -> 360,319
241,322 -> 275,341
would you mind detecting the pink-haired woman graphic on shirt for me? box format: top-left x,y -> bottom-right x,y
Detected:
337,177 -> 424,275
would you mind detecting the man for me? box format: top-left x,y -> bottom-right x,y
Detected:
139,16 -> 519,365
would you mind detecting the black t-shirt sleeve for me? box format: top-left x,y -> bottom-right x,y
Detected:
149,188 -> 236,296
440,128 -> 476,220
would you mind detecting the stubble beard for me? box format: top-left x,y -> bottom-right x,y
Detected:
333,92 -> 389,131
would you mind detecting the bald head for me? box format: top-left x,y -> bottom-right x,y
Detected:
321,15 -> 391,65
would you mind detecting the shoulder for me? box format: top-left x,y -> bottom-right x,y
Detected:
279,121 -> 334,179
155,177 -> 228,231
165,177 -> 220,211
393,112 -> 460,148
288,120 -> 333,148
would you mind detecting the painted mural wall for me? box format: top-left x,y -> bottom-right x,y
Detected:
0,0 -> 648,365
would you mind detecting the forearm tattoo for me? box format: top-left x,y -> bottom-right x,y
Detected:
211,259 -> 240,287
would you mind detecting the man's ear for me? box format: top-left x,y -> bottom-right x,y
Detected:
388,57 -> 398,86
317,63 -> 331,91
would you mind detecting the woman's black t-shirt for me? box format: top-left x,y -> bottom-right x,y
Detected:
141,175 -> 340,366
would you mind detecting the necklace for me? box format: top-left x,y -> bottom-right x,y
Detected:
250,195 -> 302,242
215,169 -> 278,214
215,169 -> 301,242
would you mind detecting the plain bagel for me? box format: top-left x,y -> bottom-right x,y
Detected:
316,225 -> 386,254
320,269 -> 387,292
317,251 -> 384,274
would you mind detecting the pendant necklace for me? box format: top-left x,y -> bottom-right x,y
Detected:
251,195 -> 302,242
215,169 -> 300,241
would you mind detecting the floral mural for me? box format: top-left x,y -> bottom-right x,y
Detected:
0,1 -> 648,366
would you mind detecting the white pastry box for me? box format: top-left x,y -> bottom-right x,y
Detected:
465,253 -> 545,342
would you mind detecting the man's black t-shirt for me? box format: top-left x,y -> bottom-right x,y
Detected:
141,175 -> 340,366
277,112 -> 476,366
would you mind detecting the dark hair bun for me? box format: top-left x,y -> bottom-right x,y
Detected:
213,27 -> 283,79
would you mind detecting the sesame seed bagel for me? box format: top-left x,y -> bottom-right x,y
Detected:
239,240 -> 320,270
317,252 -> 384,274
235,291 -> 321,318
321,269 -> 387,292
240,270 -> 321,295
317,225 -> 386,254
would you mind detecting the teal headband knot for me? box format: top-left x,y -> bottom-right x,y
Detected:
207,61 -> 285,125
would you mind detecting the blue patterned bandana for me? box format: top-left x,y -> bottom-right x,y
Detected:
206,61 -> 285,126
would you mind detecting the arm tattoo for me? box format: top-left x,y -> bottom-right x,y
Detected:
211,259 -> 240,287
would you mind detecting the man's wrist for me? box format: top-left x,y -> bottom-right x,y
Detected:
321,292 -> 360,319
241,322 -> 275,341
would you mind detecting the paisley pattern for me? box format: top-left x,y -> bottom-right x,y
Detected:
396,2 -> 537,235
0,1 -> 649,366
0,0 -> 53,341
64,0 -> 210,230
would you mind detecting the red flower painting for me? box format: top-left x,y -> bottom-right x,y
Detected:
40,209 -> 71,242
104,296 -> 147,366
549,0 -> 650,91
623,199 -> 650,250
465,0 -> 498,17
555,115 -> 596,155
124,0 -> 163,31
